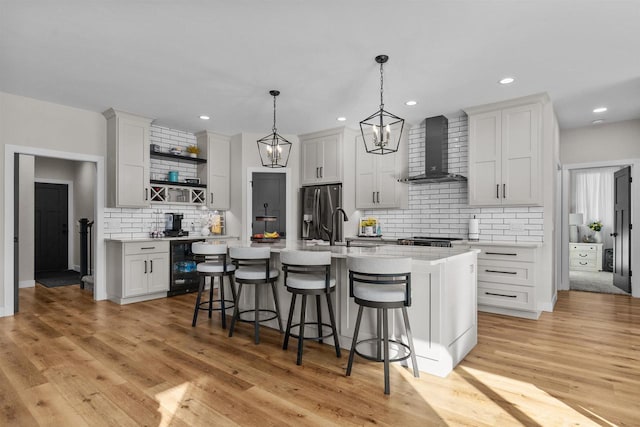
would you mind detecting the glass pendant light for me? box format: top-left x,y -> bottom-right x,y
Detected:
359,55 -> 404,155
257,90 -> 292,168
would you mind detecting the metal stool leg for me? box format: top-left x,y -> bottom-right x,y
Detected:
383,308 -> 390,395
316,295 -> 323,344
297,295 -> 307,365
402,307 -> 420,378
254,284 -> 260,344
326,292 -> 341,358
346,305 -> 364,376
271,282 -> 284,333
208,276 -> 214,318
192,274 -> 205,327
228,283 -> 243,337
283,293 -> 297,350
376,308 -> 382,360
219,275 -> 227,329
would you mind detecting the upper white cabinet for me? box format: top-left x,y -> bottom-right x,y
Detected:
299,128 -> 344,186
355,131 -> 408,209
466,95 -> 546,206
196,131 -> 230,210
103,109 -> 153,208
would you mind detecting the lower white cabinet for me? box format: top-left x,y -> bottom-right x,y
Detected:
569,243 -> 603,272
473,244 -> 539,319
107,241 -> 170,304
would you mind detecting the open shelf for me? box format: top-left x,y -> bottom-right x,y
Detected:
150,150 -> 207,164
150,179 -> 207,188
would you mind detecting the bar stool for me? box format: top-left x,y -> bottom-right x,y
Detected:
345,255 -> 419,395
228,246 -> 283,344
191,241 -> 236,328
280,250 -> 341,365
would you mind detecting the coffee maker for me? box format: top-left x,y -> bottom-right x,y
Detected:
165,213 -> 188,237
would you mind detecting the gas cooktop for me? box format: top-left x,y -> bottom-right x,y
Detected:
397,236 -> 462,247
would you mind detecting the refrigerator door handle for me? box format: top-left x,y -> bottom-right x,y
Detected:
314,188 -> 320,237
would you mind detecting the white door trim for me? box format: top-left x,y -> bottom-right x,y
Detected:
34,178 -> 75,271
245,168 -> 292,242
3,144 -> 106,317
561,158 -> 639,298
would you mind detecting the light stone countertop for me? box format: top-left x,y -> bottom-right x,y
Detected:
452,240 -> 542,248
226,239 -> 479,265
105,235 -> 239,243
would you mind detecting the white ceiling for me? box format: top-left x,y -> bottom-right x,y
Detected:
1,1 -> 639,135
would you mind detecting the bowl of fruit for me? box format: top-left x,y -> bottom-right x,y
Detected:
251,231 -> 280,242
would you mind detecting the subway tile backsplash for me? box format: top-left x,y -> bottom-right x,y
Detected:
363,115 -> 544,242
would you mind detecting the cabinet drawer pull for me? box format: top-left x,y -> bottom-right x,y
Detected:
320,166 -> 323,178
496,184 -> 499,199
141,247 -> 156,250
579,261 -> 588,265
579,254 -> 588,257
377,191 -> 380,203
372,192 -> 376,203
485,252 -> 517,256
485,292 -> 517,298
144,260 -> 147,274
145,188 -> 148,201
503,183 -> 506,198
150,260 -> 153,273
485,269 -> 517,275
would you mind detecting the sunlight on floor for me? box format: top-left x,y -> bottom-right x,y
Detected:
395,365 -> 612,426
155,382 -> 190,427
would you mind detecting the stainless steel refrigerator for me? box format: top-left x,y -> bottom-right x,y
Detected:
300,184 -> 342,241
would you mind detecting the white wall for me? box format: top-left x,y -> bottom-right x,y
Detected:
1,91 -> 106,315
560,119 -> 640,164
18,154 -> 35,287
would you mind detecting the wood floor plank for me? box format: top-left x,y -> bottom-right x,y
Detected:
1,286 -> 639,426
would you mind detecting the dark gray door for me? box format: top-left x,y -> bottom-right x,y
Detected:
35,183 -> 69,273
252,173 -> 286,236
612,167 -> 631,293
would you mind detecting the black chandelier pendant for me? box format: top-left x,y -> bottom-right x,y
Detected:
359,55 -> 404,155
257,90 -> 292,168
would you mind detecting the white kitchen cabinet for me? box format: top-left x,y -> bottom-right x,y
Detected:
466,95 -> 544,206
355,131 -> 408,209
299,128 -> 343,186
471,244 -> 539,319
103,108 -> 153,208
106,241 -> 170,304
196,131 -> 230,210
569,243 -> 603,271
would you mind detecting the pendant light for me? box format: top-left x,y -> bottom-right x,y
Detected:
257,90 -> 292,168
359,55 -> 404,155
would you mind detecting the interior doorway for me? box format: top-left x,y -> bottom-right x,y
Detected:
560,160 -> 637,297
34,182 -> 69,274
251,172 -> 286,237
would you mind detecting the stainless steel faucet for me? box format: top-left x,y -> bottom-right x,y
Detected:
330,207 -> 349,246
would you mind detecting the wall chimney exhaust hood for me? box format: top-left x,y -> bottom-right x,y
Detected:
398,115 -> 467,184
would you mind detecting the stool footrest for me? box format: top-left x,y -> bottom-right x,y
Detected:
197,299 -> 235,311
237,308 -> 279,323
354,338 -> 413,363
288,322 -> 335,341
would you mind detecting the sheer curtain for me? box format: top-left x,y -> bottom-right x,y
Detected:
571,167 -> 619,249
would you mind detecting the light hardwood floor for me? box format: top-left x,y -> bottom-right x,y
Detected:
1,285 -> 638,426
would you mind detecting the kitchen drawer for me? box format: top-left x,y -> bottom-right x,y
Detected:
477,259 -> 535,286
124,241 -> 169,255
570,251 -> 596,261
475,245 -> 536,263
570,258 -> 597,270
478,281 -> 536,311
570,244 -> 598,252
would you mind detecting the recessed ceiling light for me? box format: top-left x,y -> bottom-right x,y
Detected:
592,119 -> 605,125
199,115 -> 210,120
405,100 -> 418,106
499,77 -> 515,85
337,117 -> 347,122
592,107 -> 607,113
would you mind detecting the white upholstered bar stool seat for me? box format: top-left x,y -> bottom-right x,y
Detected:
280,250 -> 341,365
346,255 -> 419,395
191,242 -> 236,329
228,246 -> 283,344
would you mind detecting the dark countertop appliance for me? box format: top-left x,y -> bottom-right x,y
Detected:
397,236 -> 462,247
398,115 -> 467,184
165,213 -> 188,237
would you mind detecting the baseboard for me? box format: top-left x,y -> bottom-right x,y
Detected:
538,294 -> 558,312
19,280 -> 35,288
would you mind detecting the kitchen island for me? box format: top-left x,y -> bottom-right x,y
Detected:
228,240 -> 479,378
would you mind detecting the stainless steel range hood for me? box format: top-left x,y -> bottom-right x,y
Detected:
398,115 -> 467,184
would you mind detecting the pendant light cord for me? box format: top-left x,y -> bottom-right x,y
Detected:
379,61 -> 384,111
272,94 -> 277,134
